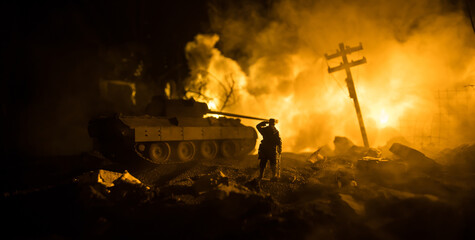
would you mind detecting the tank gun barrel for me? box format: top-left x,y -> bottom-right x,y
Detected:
207,110 -> 268,121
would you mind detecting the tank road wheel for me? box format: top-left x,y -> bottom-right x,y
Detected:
239,139 -> 256,156
148,142 -> 171,164
221,140 -> 239,158
200,141 -> 218,160
177,141 -> 196,162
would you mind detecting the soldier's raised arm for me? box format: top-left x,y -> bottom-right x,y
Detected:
256,121 -> 267,134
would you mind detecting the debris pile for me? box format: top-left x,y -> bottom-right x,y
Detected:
2,137 -> 475,239
437,143 -> 475,174
389,143 -> 441,175
75,169 -> 159,206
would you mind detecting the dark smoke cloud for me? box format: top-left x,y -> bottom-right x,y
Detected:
186,0 -> 475,152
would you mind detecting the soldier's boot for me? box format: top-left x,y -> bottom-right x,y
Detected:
258,159 -> 266,180
258,168 -> 264,180
270,164 -> 278,182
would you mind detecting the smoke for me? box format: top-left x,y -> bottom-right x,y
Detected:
186,0 -> 475,152
184,34 -> 248,110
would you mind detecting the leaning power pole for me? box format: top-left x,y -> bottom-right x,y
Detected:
325,42 -> 370,147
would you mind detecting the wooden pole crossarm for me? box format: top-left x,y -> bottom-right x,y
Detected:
325,42 -> 370,148
343,42 -> 364,54
324,42 -> 364,60
324,52 -> 341,60
328,57 -> 367,73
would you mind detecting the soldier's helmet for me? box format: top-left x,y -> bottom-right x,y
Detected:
269,118 -> 277,125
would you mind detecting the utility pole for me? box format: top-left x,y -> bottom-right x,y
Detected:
325,42 -> 370,148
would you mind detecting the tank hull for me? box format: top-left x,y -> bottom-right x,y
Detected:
88,114 -> 257,164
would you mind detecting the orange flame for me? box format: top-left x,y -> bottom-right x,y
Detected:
185,0 -> 475,152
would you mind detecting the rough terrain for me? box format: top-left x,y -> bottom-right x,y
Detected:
2,142 -> 475,239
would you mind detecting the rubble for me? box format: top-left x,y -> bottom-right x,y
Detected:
389,143 -> 441,174
306,139 -> 447,191
355,158 -> 393,171
75,169 -> 158,206
437,144 -> 475,173
356,157 -> 407,183
307,147 -> 327,164
307,155 -> 356,188
75,169 -> 141,187
3,141 -> 475,239
193,171 -> 229,194
311,137 -> 382,164
334,136 -> 355,155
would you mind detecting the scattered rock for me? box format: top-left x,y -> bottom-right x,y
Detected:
334,136 -> 355,155
307,145 -> 333,164
193,171 -> 229,194
356,157 -> 407,183
438,144 -> 475,173
389,143 -> 441,174
244,178 -> 261,193
75,169 -> 141,188
4,143 -> 475,239
203,183 -> 275,221
75,169 -> 158,206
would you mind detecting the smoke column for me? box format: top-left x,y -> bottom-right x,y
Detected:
185,0 -> 475,152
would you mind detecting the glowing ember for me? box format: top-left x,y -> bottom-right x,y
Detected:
205,100 -> 222,118
207,100 -> 218,110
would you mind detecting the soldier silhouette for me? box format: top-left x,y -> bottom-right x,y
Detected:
256,118 -> 282,181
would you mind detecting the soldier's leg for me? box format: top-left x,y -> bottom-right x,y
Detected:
269,157 -> 277,178
258,156 -> 268,179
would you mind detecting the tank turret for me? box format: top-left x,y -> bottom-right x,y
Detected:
88,98 -> 265,164
144,96 -> 267,120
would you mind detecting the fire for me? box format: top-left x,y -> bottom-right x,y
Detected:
205,100 -> 223,118
185,0 -> 475,151
207,100 -> 217,110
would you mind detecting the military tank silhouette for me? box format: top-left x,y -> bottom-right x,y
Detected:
88,97 -> 266,164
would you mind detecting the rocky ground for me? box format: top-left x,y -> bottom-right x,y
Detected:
2,142 -> 475,239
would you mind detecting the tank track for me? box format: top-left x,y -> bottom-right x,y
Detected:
133,143 -> 178,165
132,140 -> 254,164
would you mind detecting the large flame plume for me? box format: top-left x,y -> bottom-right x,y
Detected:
185,0 -> 475,152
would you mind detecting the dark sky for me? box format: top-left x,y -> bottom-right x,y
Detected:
1,0 -> 211,157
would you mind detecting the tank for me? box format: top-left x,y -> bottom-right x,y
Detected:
88,98 -> 264,164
